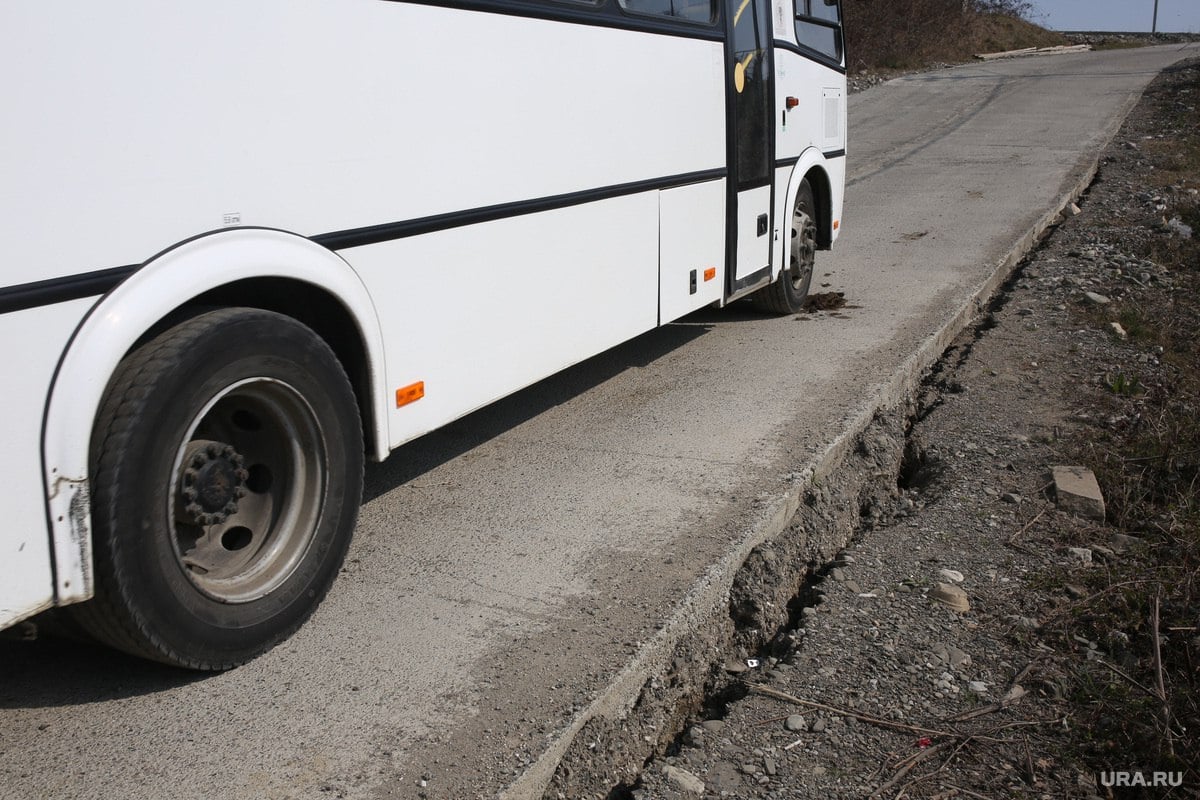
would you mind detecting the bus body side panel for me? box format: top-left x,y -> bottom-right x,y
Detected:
0,302 -> 94,628
3,3 -> 721,295
823,152 -> 847,242
659,180 -> 727,323
347,197 -> 657,448
1,2 -> 728,622
334,13 -> 728,448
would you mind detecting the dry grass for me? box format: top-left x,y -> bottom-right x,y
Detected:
843,0 -> 1066,73
1054,61 -> 1200,782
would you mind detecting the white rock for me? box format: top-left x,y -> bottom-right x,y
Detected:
1167,217 -> 1193,239
1068,547 -> 1093,564
938,568 -> 965,584
662,765 -> 705,795
930,582 -> 970,612
1002,685 -> 1028,704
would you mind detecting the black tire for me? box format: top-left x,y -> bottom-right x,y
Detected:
69,308 -> 363,670
749,178 -> 819,314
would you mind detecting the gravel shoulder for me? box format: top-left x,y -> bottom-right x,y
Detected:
628,59 -> 1200,800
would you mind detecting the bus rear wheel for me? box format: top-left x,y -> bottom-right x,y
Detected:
69,308 -> 363,670
750,178 -> 818,314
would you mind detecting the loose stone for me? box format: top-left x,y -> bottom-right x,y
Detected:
662,766 -> 705,795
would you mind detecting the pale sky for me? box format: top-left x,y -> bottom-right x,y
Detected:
1025,0 -> 1199,33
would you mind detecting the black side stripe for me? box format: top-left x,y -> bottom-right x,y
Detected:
0,167 -> 728,314
0,266 -> 137,315
387,0 -> 726,42
315,167 -> 725,251
774,149 -> 846,171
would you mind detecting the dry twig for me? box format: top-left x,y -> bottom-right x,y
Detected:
869,742 -> 947,798
1008,508 -> 1046,546
944,660 -> 1038,722
1038,579 -> 1159,625
1096,657 -> 1159,699
1022,736 -> 1036,786
1152,594 -> 1175,758
749,684 -> 954,737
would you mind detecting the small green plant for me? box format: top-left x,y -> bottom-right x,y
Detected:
1117,308 -> 1156,342
1105,372 -> 1143,396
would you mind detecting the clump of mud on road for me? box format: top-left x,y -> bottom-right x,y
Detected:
566,59 -> 1200,799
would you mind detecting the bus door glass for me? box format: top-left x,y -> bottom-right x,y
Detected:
726,0 -> 774,287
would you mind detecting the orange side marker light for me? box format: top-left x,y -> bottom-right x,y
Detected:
396,381 -> 425,408
833,219 -> 840,230
703,267 -> 717,282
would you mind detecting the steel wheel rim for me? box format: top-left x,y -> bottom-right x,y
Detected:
789,205 -> 818,292
168,377 -> 326,603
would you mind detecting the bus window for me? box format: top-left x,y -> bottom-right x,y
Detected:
806,0 -> 839,23
795,0 -> 841,61
619,0 -> 717,23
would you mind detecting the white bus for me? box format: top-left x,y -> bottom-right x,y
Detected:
0,0 -> 845,669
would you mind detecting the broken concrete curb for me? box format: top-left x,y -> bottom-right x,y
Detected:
1052,465 -> 1107,521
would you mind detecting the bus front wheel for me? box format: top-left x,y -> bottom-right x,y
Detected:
751,178 -> 818,314
69,307 -> 363,670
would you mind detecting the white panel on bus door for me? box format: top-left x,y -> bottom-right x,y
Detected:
0,300 -> 93,627
659,181 -> 726,323
733,185 -> 773,280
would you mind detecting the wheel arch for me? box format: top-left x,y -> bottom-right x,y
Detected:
804,164 -> 834,250
778,152 -> 835,276
42,228 -> 390,607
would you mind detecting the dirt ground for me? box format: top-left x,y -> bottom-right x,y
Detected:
616,59 -> 1200,800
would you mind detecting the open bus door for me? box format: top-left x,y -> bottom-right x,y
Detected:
725,0 -> 775,298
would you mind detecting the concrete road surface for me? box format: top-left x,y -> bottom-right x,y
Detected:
2,42 -> 1197,800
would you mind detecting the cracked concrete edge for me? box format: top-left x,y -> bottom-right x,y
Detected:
497,81 -> 1149,800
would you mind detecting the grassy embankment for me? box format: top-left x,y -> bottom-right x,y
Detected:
843,0 -> 1066,73
848,3 -> 1199,781
854,0 -> 1200,777
1065,62 -> 1200,780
